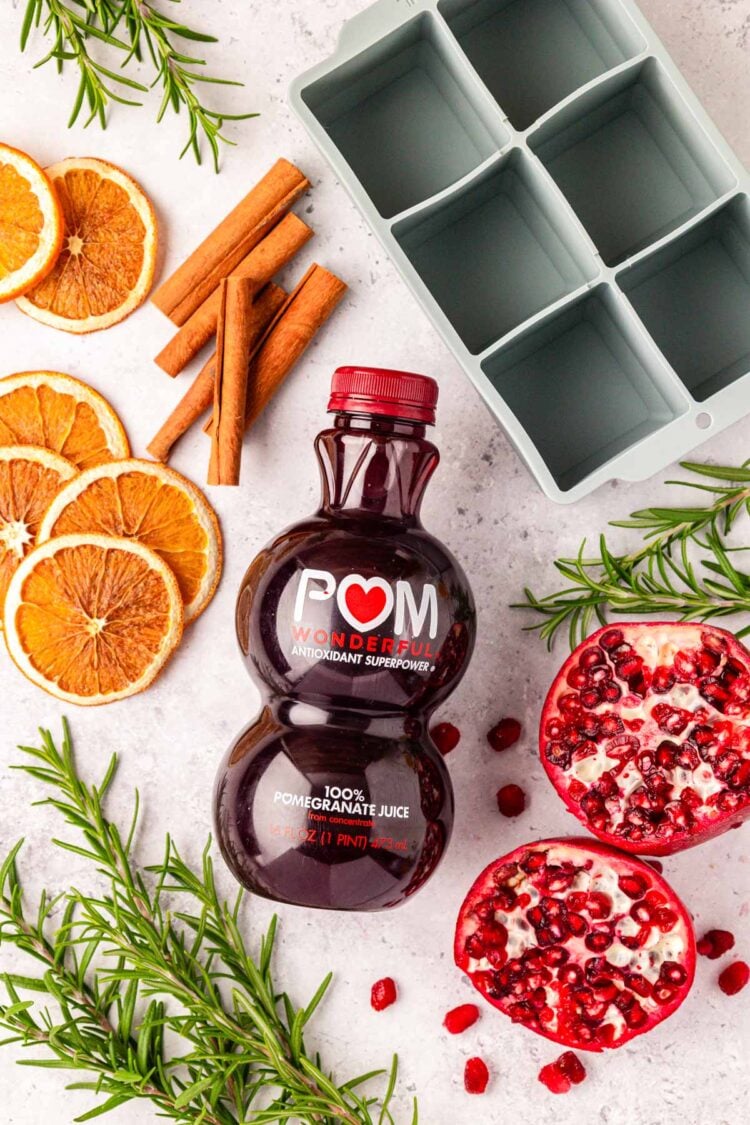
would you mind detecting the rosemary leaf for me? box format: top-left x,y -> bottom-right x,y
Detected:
20,0 -> 257,169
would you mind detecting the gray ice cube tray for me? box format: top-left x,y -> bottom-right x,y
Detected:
289,0 -> 750,503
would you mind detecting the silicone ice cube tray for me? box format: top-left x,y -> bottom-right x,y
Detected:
290,0 -> 750,502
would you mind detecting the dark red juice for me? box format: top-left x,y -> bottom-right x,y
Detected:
214,367 -> 476,910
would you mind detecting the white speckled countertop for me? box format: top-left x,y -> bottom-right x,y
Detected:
0,1 -> 749,1121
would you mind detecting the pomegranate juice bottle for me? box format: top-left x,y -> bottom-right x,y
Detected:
214,367 -> 476,910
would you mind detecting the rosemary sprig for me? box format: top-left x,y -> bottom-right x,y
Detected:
0,723 -> 417,1124
517,460 -> 750,650
20,0 -> 257,169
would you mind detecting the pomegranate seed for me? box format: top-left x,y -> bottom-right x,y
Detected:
586,891 -> 612,920
585,929 -> 613,953
558,693 -> 581,715
659,961 -> 687,986
567,667 -> 588,689
730,760 -> 750,789
628,973 -> 652,998
697,928 -> 735,959
479,922 -> 508,948
464,1056 -> 489,1094
623,1001 -> 648,1028
487,717 -> 522,752
646,859 -> 664,873
653,907 -> 678,932
567,913 -> 587,936
618,873 -> 648,899
370,978 -> 397,1011
493,887 -> 517,911
599,628 -> 624,651
430,722 -> 460,755
496,784 -> 526,817
674,650 -> 699,680
652,983 -> 676,1004
651,666 -> 675,693
718,961 -> 749,996
443,1003 -> 479,1034
630,901 -> 653,924
539,1050 -> 586,1094
538,1062 -> 571,1095
557,1051 -> 586,1085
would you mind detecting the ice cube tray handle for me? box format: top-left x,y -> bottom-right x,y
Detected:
336,0 -> 409,57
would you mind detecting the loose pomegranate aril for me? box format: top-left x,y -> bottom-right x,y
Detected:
464,1056 -> 489,1094
455,839 -> 695,1053
539,623 -> 750,854
443,1003 -> 479,1034
488,717 -> 522,752
496,783 -> 526,817
370,977 -> 397,1011
557,1050 -> 586,1084
718,961 -> 749,996
696,928 -> 735,959
538,1050 -> 587,1093
430,722 -> 461,755
537,1063 -> 568,1094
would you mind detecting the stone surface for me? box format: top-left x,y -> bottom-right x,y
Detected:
0,0 -> 749,1121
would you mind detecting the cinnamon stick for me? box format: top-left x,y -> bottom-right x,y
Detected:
152,158 -> 309,325
208,278 -> 266,486
147,284 -> 286,463
205,264 -> 347,437
155,213 -> 313,378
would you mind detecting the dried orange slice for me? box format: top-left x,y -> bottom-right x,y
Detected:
16,157 -> 157,333
0,371 -> 129,470
0,143 -> 63,303
38,459 -> 222,623
0,445 -> 77,622
4,533 -> 183,706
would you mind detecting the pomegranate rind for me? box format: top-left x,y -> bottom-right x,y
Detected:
539,622 -> 750,855
454,838 -> 695,1053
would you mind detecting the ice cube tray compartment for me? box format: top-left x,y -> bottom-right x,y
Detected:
620,196 -> 750,402
531,60 -> 736,265
290,0 -> 750,501
481,286 -> 685,491
439,0 -> 646,130
394,152 -> 597,352
300,14 -> 507,218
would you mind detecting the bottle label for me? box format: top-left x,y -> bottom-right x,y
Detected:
267,783 -> 416,858
290,568 -> 439,673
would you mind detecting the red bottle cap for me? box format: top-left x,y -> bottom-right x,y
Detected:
328,366 -> 439,425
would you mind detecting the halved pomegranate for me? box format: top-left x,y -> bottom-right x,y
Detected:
455,839 -> 695,1052
540,623 -> 750,854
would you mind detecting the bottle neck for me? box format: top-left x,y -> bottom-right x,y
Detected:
315,412 -> 439,523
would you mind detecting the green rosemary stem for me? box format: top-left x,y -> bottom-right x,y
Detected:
20,0 -> 256,167
516,460 -> 750,649
0,724 -> 413,1124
